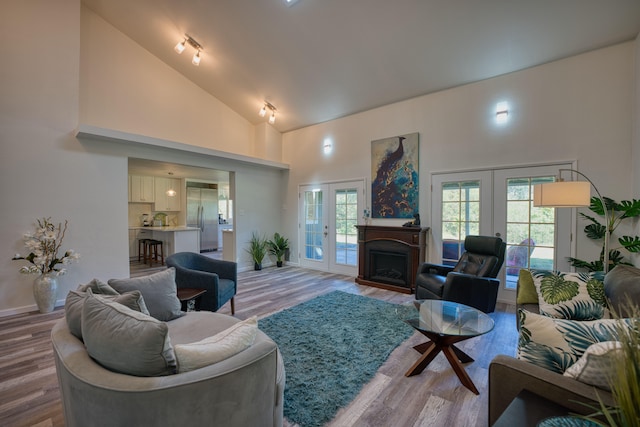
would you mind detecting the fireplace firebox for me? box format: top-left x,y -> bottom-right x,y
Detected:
355,225 -> 429,293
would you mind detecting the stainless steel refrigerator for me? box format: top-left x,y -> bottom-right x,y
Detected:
186,186 -> 218,252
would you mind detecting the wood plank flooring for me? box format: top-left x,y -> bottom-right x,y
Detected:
0,265 -> 518,427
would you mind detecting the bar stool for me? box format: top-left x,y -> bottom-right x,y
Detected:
138,238 -> 151,263
146,239 -> 164,266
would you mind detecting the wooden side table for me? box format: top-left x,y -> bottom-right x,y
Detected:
177,288 -> 207,312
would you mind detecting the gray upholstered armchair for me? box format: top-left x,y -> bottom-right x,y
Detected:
415,235 -> 506,313
166,252 -> 237,315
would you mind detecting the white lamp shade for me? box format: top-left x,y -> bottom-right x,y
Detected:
533,181 -> 591,207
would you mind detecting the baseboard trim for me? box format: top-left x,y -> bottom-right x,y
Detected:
0,299 -> 64,318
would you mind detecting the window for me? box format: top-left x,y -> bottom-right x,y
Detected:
304,190 -> 324,260
334,189 -> 358,266
441,181 -> 480,265
504,176 -> 556,286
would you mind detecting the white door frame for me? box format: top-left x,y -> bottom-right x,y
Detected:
298,179 -> 365,275
431,162 -> 577,305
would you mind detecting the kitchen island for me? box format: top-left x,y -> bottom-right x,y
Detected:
129,226 -> 200,258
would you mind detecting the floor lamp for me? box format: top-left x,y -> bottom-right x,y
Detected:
533,169 -> 610,273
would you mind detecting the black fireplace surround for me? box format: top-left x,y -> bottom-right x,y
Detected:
355,225 -> 429,294
368,242 -> 411,288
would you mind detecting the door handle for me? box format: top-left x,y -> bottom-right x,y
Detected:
495,232 -> 501,237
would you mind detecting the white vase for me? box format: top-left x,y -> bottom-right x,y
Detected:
33,274 -> 58,313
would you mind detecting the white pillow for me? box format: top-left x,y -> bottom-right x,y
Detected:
174,316 -> 258,373
563,341 -> 622,391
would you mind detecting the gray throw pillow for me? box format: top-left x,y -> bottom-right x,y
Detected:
108,268 -> 183,321
604,264 -> 640,317
77,278 -> 119,295
64,289 -> 150,340
81,291 -> 177,377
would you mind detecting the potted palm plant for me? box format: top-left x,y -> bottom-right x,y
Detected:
267,232 -> 289,267
246,232 -> 267,270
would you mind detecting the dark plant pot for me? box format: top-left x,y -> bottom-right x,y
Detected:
276,261 -> 283,267
254,262 -> 262,271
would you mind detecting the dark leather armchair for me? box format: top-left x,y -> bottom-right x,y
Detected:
166,252 -> 237,315
415,235 -> 506,313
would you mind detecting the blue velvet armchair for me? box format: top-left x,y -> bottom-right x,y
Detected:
166,252 -> 237,315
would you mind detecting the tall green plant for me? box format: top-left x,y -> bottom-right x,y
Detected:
245,232 -> 267,269
267,232 -> 289,265
568,197 -> 640,272
582,303 -> 640,427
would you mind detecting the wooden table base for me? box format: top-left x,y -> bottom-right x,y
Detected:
405,329 -> 480,395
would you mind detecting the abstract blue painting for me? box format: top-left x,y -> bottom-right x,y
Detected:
371,133 -> 419,218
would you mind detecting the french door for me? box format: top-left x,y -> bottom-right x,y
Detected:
299,180 -> 365,275
432,164 -> 574,302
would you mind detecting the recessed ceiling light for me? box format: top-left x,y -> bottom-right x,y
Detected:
284,0 -> 300,6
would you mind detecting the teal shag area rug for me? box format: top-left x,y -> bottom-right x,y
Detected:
259,291 -> 415,427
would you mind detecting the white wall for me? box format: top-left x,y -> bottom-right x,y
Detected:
0,0 -> 127,314
282,42 -> 636,280
0,1 -> 285,315
80,7 -> 257,158
254,122 -> 284,162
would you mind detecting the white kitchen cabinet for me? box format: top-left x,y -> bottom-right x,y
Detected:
154,177 -> 181,211
149,227 -> 199,256
222,229 -> 235,262
129,175 -> 155,203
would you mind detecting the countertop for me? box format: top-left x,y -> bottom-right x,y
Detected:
129,226 -> 200,232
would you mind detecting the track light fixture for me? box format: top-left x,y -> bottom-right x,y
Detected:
259,102 -> 277,124
174,34 -> 203,66
174,39 -> 186,54
192,51 -> 201,66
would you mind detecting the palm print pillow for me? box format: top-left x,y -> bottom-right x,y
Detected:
517,309 -> 632,373
530,270 -> 606,320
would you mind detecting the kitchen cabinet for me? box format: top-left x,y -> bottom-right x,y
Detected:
133,226 -> 200,256
222,229 -> 235,262
154,177 -> 181,211
218,224 -> 232,249
129,175 -> 155,203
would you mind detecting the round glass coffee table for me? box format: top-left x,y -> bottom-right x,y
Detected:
404,299 -> 494,394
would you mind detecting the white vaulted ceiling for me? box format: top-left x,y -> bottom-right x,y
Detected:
82,0 -> 640,133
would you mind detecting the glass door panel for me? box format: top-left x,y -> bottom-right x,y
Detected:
299,180 -> 364,275
433,164 -> 573,305
300,185 -> 328,270
329,181 -> 364,275
432,171 -> 493,264
441,181 -> 481,265
494,165 -> 573,297
504,177 -> 556,283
